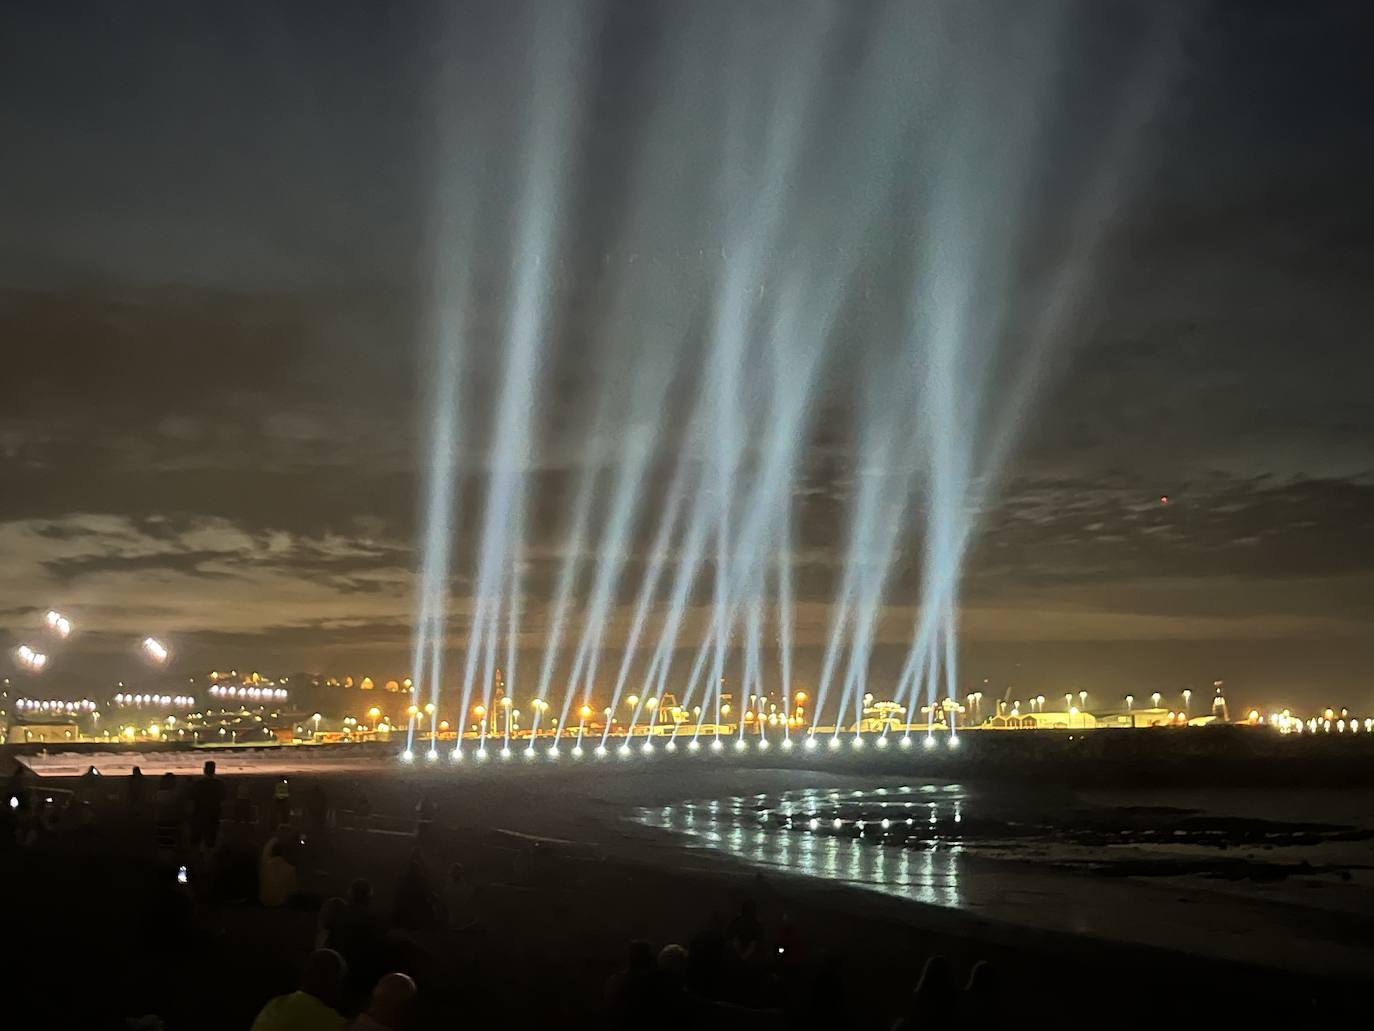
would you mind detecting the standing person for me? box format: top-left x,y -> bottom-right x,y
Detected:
273,776 -> 292,827
189,760 -> 226,850
153,772 -> 181,856
125,765 -> 146,810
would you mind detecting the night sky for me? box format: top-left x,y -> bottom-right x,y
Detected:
2,1 -> 1371,710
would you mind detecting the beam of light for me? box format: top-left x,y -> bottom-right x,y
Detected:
480,591 -> 502,726
776,513 -> 794,725
694,3 -> 940,741
561,388 -> 674,738
504,544 -> 524,721
610,459 -> 691,739
894,6 -> 1183,721
737,594 -> 763,742
537,444 -> 605,748
650,4 -> 852,743
455,7 -> 588,735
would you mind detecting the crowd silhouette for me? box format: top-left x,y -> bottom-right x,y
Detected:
3,757 -> 1020,1029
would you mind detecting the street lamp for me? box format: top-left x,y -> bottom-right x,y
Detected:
1151,692 -> 1161,708
1126,694 -> 1134,712
1078,690 -> 1087,709
1182,689 -> 1192,715
368,706 -> 381,731
312,712 -> 321,739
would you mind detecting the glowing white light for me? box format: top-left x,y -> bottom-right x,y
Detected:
804,736 -> 817,752
142,637 -> 169,664
548,747 -> 560,759
426,749 -> 438,762
851,736 -> 864,750
500,746 -> 512,759
687,739 -> 700,753
876,736 -> 888,750
808,818 -> 819,830
664,740 -> 677,753
594,744 -> 607,758
618,743 -> 632,757
735,739 -> 748,752
572,745 -> 584,758
923,735 -> 936,750
881,818 -> 891,829
900,736 -> 913,749
15,644 -> 48,672
947,735 -> 960,750
832,818 -> 842,829
641,741 -> 654,755
780,737 -> 792,750
711,738 -> 724,753
758,738 -> 769,751
828,736 -> 841,751
46,611 -> 72,638
401,750 -> 414,763
476,747 -> 488,761
450,749 -> 463,763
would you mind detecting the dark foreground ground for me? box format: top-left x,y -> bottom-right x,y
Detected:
5,749 -> 1373,1028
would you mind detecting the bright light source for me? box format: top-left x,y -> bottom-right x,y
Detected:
45,611 -> 72,638
828,736 -> 841,751
947,735 -> 960,750
500,747 -> 512,760
923,735 -> 936,750
804,736 -> 817,751
641,741 -> 654,755
594,744 -> 607,758
14,644 -> 48,672
900,736 -> 912,749
734,739 -> 747,752
875,736 -> 888,750
450,749 -> 462,762
401,750 -> 414,763
758,738 -> 769,751
426,749 -> 438,762
710,738 -> 723,752
687,739 -> 700,753
142,637 -> 169,664
664,740 -> 677,753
